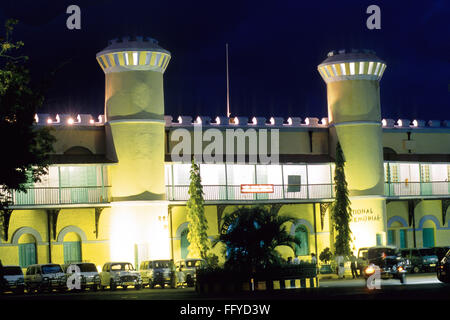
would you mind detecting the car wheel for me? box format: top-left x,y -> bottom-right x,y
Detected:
135,284 -> 141,290
110,280 -> 116,291
123,285 -> 127,290
412,266 -> 420,273
92,284 -> 98,292
186,276 -> 194,287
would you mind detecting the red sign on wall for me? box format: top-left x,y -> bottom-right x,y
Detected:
240,184 -> 274,193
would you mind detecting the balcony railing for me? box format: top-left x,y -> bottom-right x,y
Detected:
385,181 -> 450,197
167,181 -> 450,202
4,186 -> 111,206
166,184 -> 335,201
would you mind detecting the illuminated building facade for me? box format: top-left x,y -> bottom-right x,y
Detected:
1,38 -> 449,270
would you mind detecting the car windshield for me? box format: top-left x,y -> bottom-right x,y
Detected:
42,265 -> 63,274
419,248 -> 435,256
153,261 -> 171,268
3,266 -> 23,276
368,248 -> 397,259
111,263 -> 134,271
186,260 -> 202,268
75,263 -> 97,272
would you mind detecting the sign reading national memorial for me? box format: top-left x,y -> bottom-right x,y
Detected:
351,208 -> 381,223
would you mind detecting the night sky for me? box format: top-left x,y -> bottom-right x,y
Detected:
0,0 -> 448,122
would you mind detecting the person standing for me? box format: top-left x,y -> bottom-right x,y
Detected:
311,253 -> 317,265
350,252 -> 358,278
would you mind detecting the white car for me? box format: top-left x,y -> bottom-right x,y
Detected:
24,264 -> 66,293
62,262 -> 100,291
99,262 -> 142,290
1,266 -> 25,294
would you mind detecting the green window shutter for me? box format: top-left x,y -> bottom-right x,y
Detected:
63,241 -> 82,264
180,229 -> 190,259
422,228 -> 435,248
19,243 -> 36,268
399,229 -> 408,249
387,230 -> 396,246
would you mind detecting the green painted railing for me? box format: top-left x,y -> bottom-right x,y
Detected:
8,186 -> 111,206
384,181 -> 450,197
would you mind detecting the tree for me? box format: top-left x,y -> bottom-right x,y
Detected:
319,247 -> 333,265
331,142 -> 352,256
0,19 -> 56,239
186,159 -> 210,260
214,206 -> 300,272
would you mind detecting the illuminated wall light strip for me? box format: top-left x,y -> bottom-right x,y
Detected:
318,68 -> 327,79
359,61 -> 365,74
374,62 -> 381,76
349,62 -> 355,75
340,63 -> 346,75
103,55 -> 112,68
159,55 -> 167,67
326,65 -> 334,78
331,64 -> 338,77
322,67 -> 330,78
155,53 -> 161,67
96,57 -> 106,70
367,62 -> 374,74
287,117 -> 293,125
379,64 -> 387,77
382,119 -> 387,127
108,54 -> 116,67
139,51 -> 147,65
145,52 -> 151,65
150,52 -> 157,66
133,52 -> 139,66
412,120 -> 418,127
113,53 -> 120,66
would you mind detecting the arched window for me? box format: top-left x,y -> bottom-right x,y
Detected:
63,232 -> 82,264
180,229 -> 190,259
294,225 -> 309,256
18,234 -> 37,268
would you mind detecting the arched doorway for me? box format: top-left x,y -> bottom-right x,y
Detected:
63,232 -> 82,264
18,234 -> 37,268
180,229 -> 190,259
294,225 -> 309,256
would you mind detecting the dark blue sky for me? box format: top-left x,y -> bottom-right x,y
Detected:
0,0 -> 449,121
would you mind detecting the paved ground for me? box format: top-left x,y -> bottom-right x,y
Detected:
1,273 -> 448,301
2,273 -> 448,319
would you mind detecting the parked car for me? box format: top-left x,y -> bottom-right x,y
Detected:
436,248 -> 450,283
175,259 -> 205,287
140,260 -> 176,289
400,248 -> 439,273
99,262 -> 142,290
24,264 -> 66,293
0,266 -> 25,294
62,262 -> 100,291
418,248 -> 439,272
360,246 -> 407,284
